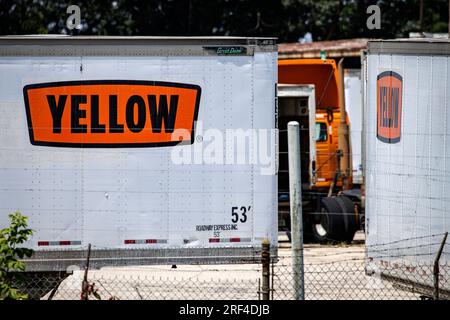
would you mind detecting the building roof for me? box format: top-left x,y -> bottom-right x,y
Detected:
278,38 -> 369,59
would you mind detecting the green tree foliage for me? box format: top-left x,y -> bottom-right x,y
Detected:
0,211 -> 34,300
0,1 -> 449,42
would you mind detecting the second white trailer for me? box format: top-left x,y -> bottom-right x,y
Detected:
364,39 -> 450,293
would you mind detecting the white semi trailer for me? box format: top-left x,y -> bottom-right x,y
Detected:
344,69 -> 363,185
364,38 -> 450,296
0,36 -> 278,272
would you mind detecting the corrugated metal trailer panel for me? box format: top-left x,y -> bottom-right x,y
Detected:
344,69 -> 363,184
365,39 -> 450,291
0,36 -> 278,271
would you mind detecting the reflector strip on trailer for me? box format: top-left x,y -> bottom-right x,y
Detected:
208,238 -> 252,243
124,239 -> 168,244
37,240 -> 81,246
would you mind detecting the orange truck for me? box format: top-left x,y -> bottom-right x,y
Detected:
278,59 -> 362,242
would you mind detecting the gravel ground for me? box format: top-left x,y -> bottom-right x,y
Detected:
44,231 -> 423,300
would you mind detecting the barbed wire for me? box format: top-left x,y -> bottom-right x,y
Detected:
300,242 -> 444,258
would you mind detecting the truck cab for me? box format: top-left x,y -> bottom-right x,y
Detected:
278,59 -> 361,243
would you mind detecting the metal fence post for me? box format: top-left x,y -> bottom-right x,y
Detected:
433,232 -> 448,300
261,239 -> 271,300
288,121 -> 305,300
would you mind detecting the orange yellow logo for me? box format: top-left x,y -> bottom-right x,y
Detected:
23,80 -> 201,147
377,71 -> 402,143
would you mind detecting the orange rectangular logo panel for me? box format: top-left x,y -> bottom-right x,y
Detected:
23,80 -> 201,147
376,71 -> 402,144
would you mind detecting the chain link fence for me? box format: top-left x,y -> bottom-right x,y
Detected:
272,255 -> 450,300
9,233 -> 448,300
20,265 -> 262,300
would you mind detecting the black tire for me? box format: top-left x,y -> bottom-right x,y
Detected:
335,196 -> 358,243
312,196 -> 357,243
312,197 -> 345,243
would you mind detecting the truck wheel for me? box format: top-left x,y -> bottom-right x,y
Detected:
312,197 -> 345,243
312,196 -> 357,243
335,196 -> 359,243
